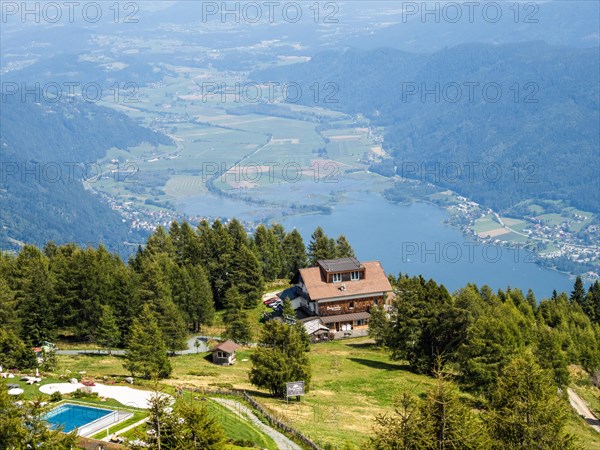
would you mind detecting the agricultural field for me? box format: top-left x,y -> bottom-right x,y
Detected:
92,65 -> 393,224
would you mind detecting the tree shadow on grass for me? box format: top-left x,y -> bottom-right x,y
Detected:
348,357 -> 411,371
344,341 -> 379,350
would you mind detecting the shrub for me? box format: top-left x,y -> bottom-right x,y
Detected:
50,391 -> 63,402
71,388 -> 99,399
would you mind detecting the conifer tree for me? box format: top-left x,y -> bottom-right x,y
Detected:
223,287 -> 252,344
124,304 -> 172,379
570,276 -> 585,305
335,235 -> 355,258
249,320 -> 311,397
307,227 -> 336,265
157,300 -> 188,355
486,351 -> 577,450
96,304 -> 121,355
282,229 -> 308,277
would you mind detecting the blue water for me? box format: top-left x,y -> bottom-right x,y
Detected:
177,188 -> 576,298
44,403 -> 112,432
280,191 -> 575,298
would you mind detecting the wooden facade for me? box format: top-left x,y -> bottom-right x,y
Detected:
297,258 -> 392,339
317,296 -> 384,317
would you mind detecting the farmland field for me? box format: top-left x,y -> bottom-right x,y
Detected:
92,66 -> 391,224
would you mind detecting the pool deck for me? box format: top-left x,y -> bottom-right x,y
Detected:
40,383 -> 172,409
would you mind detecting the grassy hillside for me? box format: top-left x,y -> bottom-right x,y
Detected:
52,338 -> 600,449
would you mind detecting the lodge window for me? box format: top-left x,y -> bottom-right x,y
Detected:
356,319 -> 368,326
349,302 -> 355,310
217,351 -> 226,358
331,273 -> 342,283
351,271 -> 360,281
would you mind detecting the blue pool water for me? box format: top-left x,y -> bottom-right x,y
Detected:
44,403 -> 112,432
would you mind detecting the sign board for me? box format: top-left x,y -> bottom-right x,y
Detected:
286,381 -> 305,397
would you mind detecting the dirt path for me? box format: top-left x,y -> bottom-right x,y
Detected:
567,388 -> 600,433
211,397 -> 301,450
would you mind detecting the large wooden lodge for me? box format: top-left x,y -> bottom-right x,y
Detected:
292,257 -> 393,339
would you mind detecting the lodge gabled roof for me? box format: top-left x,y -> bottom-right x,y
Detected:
299,260 -> 392,301
317,257 -> 363,273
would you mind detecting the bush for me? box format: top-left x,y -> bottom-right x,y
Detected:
50,391 -> 63,402
71,388 -> 98,399
232,439 -> 255,448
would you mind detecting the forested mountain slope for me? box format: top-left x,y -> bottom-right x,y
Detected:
0,97 -> 171,250
252,42 -> 600,213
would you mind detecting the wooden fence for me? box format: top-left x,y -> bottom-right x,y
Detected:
187,387 -> 321,450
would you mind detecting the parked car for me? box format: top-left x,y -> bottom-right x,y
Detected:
270,300 -> 283,309
264,297 -> 280,305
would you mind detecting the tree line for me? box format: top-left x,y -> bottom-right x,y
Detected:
366,275 -> 600,449
0,220 -> 353,377
369,274 -> 600,389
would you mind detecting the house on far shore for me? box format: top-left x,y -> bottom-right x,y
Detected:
294,257 -> 393,339
210,340 -> 240,366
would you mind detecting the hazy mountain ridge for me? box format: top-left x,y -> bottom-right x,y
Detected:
0,97 -> 172,250
251,41 -> 600,213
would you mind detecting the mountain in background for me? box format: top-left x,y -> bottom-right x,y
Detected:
0,96 -> 171,251
251,41 -> 600,214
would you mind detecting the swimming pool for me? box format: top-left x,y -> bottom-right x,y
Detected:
44,403 -> 114,433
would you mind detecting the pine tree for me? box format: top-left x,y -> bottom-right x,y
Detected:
180,264 -> 215,331
368,392 -> 432,449
457,301 -> 525,389
157,300 -> 188,355
526,288 -> 537,309
0,328 -> 37,370
570,276 -> 585,305
145,225 -> 175,257
18,258 -> 56,344
420,366 -> 490,449
282,229 -> 308,278
282,297 -> 296,321
486,351 -> 577,450
368,305 -> 389,347
230,244 -> 264,309
254,225 -> 282,281
249,320 -> 311,397
307,227 -> 336,265
197,220 -> 235,308
585,280 -> 600,324
177,399 -> 227,449
335,235 -> 355,258
223,287 -> 252,344
227,218 -> 250,248
368,362 -> 490,449
124,304 -> 172,379
171,221 -> 202,266
0,274 -> 19,333
96,304 -> 121,355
